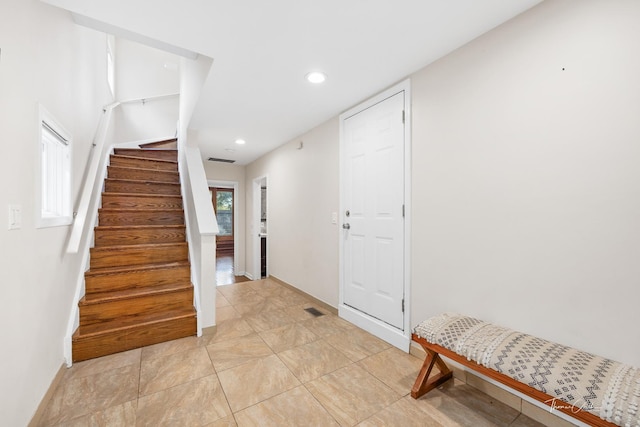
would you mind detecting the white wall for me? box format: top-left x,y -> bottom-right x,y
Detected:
245,119 -> 340,306
411,0 -> 640,367
0,1 -> 111,425
203,160 -> 247,275
113,38 -> 180,143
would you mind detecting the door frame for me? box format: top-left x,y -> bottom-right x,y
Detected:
208,180 -> 241,276
338,79 -> 412,352
251,174 -> 268,280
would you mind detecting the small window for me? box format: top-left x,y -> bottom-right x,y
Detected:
106,35 -> 115,97
38,106 -> 72,227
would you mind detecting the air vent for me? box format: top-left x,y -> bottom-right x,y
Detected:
208,157 -> 236,163
304,307 -> 325,317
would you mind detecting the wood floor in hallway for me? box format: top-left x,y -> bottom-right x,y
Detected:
216,254 -> 251,286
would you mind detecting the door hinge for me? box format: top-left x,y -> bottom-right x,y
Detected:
402,110 -> 405,124
402,204 -> 405,218
402,298 -> 405,313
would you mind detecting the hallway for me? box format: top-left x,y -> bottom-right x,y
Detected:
216,254 -> 250,286
36,279 -> 547,426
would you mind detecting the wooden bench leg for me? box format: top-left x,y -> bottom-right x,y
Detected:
411,345 -> 453,399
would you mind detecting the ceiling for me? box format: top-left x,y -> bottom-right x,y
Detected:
44,0 -> 543,165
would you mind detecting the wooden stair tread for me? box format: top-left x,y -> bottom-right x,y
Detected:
108,165 -> 179,174
82,282 -> 192,304
104,178 -> 181,186
95,224 -> 185,231
98,207 -> 184,213
73,307 -> 196,338
92,241 -> 186,251
85,261 -> 189,276
111,154 -> 177,164
102,192 -> 181,198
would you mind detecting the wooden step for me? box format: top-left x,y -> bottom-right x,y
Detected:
110,154 -> 177,172
72,308 -> 196,362
107,166 -> 179,183
139,139 -> 178,150
79,284 -> 194,326
85,261 -> 191,294
90,242 -> 188,269
104,178 -> 181,196
114,148 -> 177,161
98,208 -> 184,226
94,225 -> 186,246
101,193 -> 183,210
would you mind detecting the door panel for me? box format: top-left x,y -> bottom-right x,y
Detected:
343,91 -> 405,329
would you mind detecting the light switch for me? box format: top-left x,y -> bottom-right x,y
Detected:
331,212 -> 338,224
8,205 -> 21,230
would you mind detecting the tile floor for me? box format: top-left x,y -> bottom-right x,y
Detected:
38,279 -> 546,426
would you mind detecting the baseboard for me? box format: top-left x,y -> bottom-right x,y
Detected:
268,276 -> 338,315
28,363 -> 66,427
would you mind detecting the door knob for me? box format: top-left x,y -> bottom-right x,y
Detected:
342,223 -> 351,230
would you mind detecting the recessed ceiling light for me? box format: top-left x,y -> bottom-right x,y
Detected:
305,71 -> 327,84
235,139 -> 246,145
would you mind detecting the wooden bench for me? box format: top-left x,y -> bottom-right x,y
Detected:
411,314 -> 640,427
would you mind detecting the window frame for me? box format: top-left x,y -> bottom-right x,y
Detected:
37,104 -> 73,228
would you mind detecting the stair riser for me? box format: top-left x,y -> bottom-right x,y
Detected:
101,194 -> 183,210
98,210 -> 184,226
85,265 -> 191,294
94,227 -> 186,247
80,288 -> 194,326
104,180 -> 181,195
113,148 -> 177,161
110,155 -> 177,172
72,315 -> 196,362
90,245 -> 188,269
107,166 -> 179,183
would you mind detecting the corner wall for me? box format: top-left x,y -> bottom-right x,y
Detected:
245,119 -> 340,306
0,1 -> 111,425
410,0 -> 640,367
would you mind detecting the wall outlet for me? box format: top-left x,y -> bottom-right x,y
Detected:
8,204 -> 21,230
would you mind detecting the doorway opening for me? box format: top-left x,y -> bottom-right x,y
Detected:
210,183 -> 248,285
252,175 -> 268,280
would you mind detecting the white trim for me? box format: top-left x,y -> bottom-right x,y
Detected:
208,180 -> 241,276
338,79 -> 412,352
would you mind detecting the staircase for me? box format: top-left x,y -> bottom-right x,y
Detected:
72,144 -> 196,362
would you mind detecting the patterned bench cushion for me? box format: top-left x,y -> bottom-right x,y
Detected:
414,313 -> 640,426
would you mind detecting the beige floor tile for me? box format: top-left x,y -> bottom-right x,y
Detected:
278,340 -> 352,383
136,374 -> 232,426
259,322 -> 319,353
225,290 -> 266,306
234,296 -> 287,316
217,354 -> 301,412
302,314 -> 357,337
63,348 -> 141,381
325,328 -> 391,362
207,318 -> 256,344
306,364 -> 401,426
141,335 -> 209,362
244,308 -> 297,332
358,347 -> 423,395
217,305 -> 243,323
54,400 -> 137,427
217,291 -> 232,307
139,347 -> 215,396
510,413 -> 548,427
206,333 -> 274,372
235,386 -> 339,427
248,280 -> 287,296
41,364 -> 139,425
205,415 -> 238,426
357,396 -> 443,427
411,379 -> 519,427
217,282 -> 256,297
275,289 -> 311,307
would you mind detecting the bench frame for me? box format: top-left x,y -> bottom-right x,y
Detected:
411,333 -> 616,427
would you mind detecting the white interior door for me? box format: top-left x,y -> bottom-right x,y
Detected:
342,91 -> 405,330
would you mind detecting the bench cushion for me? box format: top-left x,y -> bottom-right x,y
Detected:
414,313 -> 640,426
